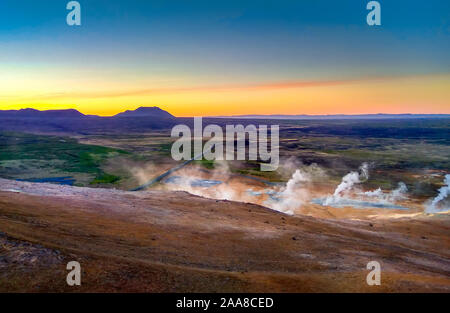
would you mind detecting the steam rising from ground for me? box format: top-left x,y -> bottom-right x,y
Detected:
263,164 -> 326,215
316,163 -> 410,210
127,159 -> 425,215
130,163 -> 158,185
324,163 -> 369,206
426,174 -> 450,213
155,160 -> 326,215
163,161 -> 243,202
362,182 -> 408,203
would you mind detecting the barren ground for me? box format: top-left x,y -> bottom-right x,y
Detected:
0,178 -> 449,292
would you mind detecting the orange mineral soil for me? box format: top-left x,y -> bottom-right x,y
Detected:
0,178 -> 449,292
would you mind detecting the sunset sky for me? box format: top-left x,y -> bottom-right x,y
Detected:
0,0 -> 449,116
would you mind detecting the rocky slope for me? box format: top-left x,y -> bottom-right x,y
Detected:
0,178 -> 449,292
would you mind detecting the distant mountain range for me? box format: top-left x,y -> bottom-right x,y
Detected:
211,113 -> 450,120
0,107 -> 175,119
1,107 -> 449,135
0,107 -> 177,134
0,108 -> 85,119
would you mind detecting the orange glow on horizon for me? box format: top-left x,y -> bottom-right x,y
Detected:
1,74 -> 449,117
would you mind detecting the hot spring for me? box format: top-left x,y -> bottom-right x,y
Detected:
311,198 -> 410,210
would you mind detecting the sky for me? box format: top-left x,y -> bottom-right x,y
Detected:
0,0 -> 449,116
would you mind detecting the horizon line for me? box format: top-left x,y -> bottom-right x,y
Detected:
2,107 -> 450,118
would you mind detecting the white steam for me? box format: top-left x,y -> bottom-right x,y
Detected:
158,160 -> 327,215
426,174 -> 450,213
324,163 -> 369,206
263,163 -> 327,215
165,161 -> 239,201
362,182 -> 408,203
389,182 -> 408,201
130,163 -> 157,185
264,169 -> 310,215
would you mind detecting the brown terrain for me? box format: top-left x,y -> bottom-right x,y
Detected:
0,178 -> 449,292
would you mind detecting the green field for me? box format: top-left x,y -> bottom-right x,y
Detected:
0,132 -> 128,186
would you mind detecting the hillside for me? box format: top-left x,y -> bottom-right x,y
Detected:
0,179 -> 449,292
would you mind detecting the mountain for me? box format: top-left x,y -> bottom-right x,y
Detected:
0,107 -> 177,134
0,108 -> 85,119
114,106 -> 175,119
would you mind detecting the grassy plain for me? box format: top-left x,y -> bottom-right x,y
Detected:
0,118 -> 448,195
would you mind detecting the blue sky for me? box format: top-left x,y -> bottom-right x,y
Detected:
1,0 -> 449,80
0,0 -> 449,115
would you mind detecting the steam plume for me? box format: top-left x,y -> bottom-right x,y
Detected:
265,169 -> 310,215
426,174 -> 450,213
363,182 -> 408,202
324,163 -> 369,205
